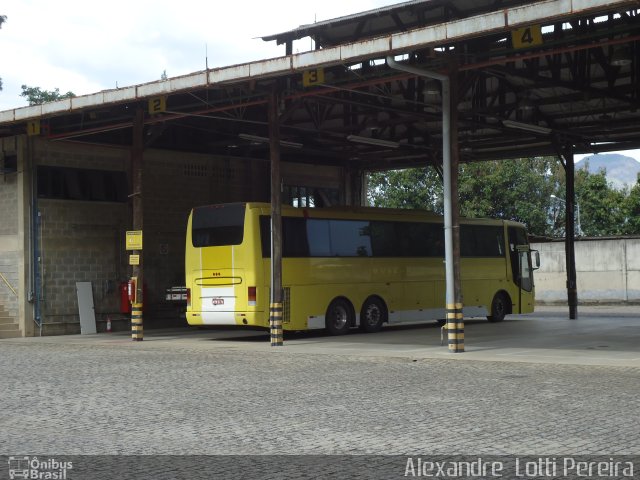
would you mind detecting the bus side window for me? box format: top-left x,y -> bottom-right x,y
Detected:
283,217 -> 309,257
307,219 -> 331,257
329,220 -> 371,257
425,223 -> 444,257
369,221 -> 396,257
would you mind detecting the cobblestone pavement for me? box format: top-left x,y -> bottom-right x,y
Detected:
1,339 -> 638,457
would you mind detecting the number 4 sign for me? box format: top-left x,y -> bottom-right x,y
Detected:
512,25 -> 543,49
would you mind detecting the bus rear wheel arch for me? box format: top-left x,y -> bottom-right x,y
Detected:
360,296 -> 387,333
488,291 -> 511,323
325,297 -> 354,335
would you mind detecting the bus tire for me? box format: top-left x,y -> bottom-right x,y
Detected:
488,292 -> 510,323
360,296 -> 387,333
325,298 -> 353,335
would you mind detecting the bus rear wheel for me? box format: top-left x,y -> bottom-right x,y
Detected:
488,292 -> 510,322
325,298 -> 353,335
360,297 -> 387,333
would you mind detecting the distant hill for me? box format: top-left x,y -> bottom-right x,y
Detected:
576,153 -> 640,190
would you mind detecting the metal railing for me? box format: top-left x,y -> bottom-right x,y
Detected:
0,271 -> 18,297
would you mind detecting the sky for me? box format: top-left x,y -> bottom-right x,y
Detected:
1,0 -> 638,162
0,0 -> 393,110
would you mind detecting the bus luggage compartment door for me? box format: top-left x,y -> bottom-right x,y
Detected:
194,270 -> 243,324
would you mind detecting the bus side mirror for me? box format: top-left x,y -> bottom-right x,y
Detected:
532,250 -> 540,270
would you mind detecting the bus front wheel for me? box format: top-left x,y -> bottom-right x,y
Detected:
360,297 -> 387,333
325,298 -> 353,335
488,292 -> 510,323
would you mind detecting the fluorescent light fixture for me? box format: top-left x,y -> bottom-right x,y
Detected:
502,120 -> 552,135
385,153 -> 429,161
347,135 -> 399,149
278,140 -> 303,148
474,141 -> 548,153
238,133 -> 303,149
239,133 -> 267,143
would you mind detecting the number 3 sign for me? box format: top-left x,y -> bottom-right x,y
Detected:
303,68 -> 325,87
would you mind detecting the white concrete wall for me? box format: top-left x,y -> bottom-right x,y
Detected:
531,238 -> 640,304
0,138 -> 20,327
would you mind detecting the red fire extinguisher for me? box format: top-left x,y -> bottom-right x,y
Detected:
127,277 -> 137,304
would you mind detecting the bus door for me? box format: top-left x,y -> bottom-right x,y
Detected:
509,227 -> 535,313
514,244 -> 540,313
516,245 -> 532,313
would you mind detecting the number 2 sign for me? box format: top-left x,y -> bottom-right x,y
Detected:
148,96 -> 167,115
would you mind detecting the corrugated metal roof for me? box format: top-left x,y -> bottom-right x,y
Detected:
261,0 -> 429,44
260,0 -> 539,48
0,0 -> 637,167
2,0 -> 629,125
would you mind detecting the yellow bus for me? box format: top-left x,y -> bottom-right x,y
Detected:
185,202 -> 538,335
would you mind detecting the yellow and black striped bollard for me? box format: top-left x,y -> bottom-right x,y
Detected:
446,303 -> 464,353
270,302 -> 283,346
131,303 -> 143,341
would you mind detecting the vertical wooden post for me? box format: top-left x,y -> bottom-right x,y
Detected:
564,148 -> 578,319
131,108 -> 144,341
268,87 -> 283,346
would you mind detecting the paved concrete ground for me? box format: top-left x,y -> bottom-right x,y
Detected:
1,306 -> 638,464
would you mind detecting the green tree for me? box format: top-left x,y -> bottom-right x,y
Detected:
623,179 -> 640,234
458,157 -> 558,236
367,157 -> 637,238
575,168 -> 627,236
368,167 -> 443,211
20,85 -> 75,105
368,157 -> 558,236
